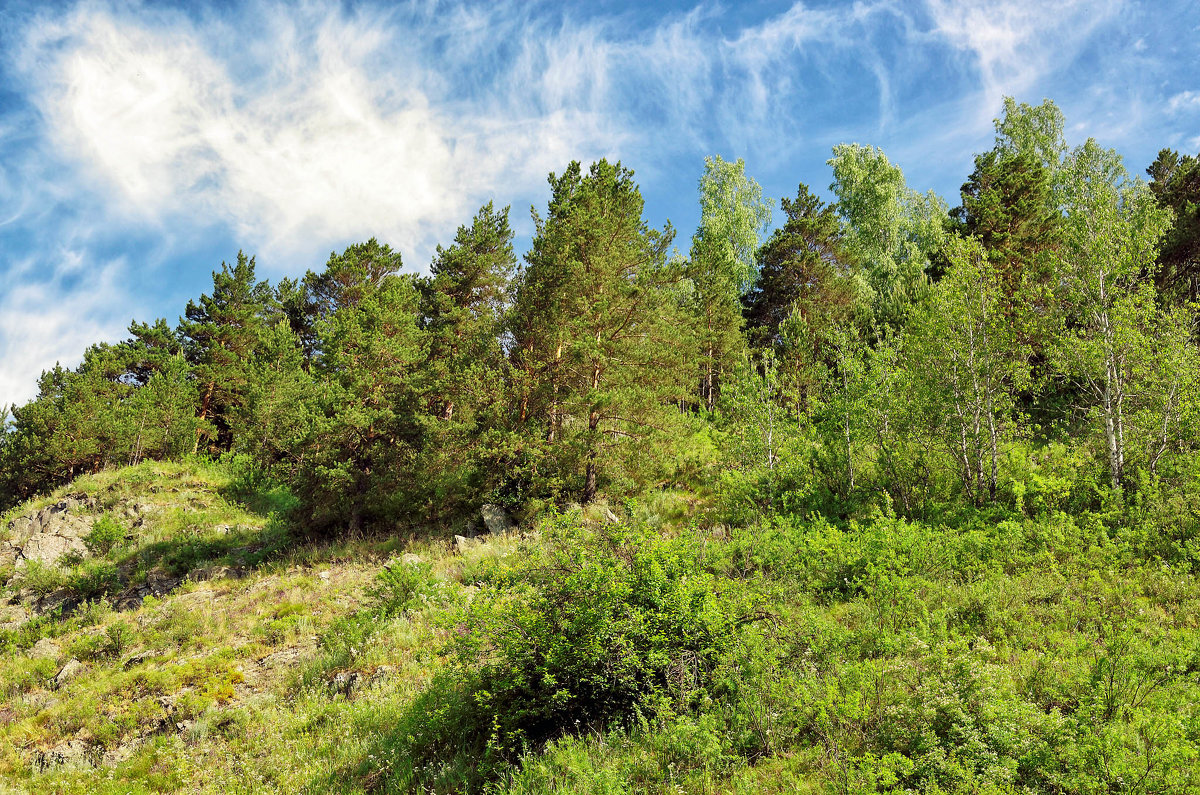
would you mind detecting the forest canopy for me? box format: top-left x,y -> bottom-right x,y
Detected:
2,98 -> 1198,532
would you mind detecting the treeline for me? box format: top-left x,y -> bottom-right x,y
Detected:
2,98 -> 1198,529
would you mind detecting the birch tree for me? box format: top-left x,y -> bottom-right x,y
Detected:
1053,140 -> 1172,491
913,236 -> 1030,504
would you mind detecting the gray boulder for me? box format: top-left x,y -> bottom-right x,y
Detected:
3,496 -> 96,569
54,658 -> 86,689
481,504 -> 516,535
29,638 -> 60,660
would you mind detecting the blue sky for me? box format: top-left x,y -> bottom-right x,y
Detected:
1,0 -> 1198,405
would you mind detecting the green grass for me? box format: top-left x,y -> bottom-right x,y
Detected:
3,461 -> 1200,794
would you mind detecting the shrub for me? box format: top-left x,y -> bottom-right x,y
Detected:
369,558 -> 436,618
85,513 -> 125,556
414,512 -> 754,771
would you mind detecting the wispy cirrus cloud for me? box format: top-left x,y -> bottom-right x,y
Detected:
1167,90 -> 1200,114
1,0 -> 1195,406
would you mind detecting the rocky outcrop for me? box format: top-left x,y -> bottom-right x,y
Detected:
481,504 -> 516,535
33,739 -> 98,772
2,495 -> 97,569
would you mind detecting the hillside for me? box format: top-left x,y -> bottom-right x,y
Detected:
2,460 -> 1199,794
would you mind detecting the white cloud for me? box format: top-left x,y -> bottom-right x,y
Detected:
13,0 -> 928,271
19,5 -> 640,266
1167,90 -> 1200,113
0,254 -> 128,406
924,0 -> 1123,122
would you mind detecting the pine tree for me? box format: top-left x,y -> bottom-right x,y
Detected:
511,160 -> 694,503
177,252 -> 275,452
417,202 -> 517,519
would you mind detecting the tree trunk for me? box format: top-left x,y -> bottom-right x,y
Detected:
192,380 -> 216,455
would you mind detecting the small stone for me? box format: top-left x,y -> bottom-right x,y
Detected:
145,568 -> 181,596
29,638 -> 60,660
101,741 -> 137,767
331,670 -> 361,696
122,649 -> 155,669
54,658 -> 86,689
368,665 -> 395,686
23,692 -> 60,713
318,570 -> 331,581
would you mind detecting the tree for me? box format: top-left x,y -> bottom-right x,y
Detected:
123,354 -> 207,466
279,242 -> 424,531
688,155 -> 773,411
1128,305 -> 1200,478
1052,140 -> 1173,491
1147,148 -> 1200,303
744,183 -> 860,419
828,144 -> 947,331
417,202 -> 517,519
993,97 -> 1068,176
0,365 -> 130,505
911,236 -> 1030,504
511,160 -> 694,503
177,252 -> 275,452
952,149 -> 1061,308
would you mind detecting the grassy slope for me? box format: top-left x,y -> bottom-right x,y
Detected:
2,462 -> 1200,794
0,461 -> 504,794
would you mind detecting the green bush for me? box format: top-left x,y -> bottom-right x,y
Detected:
370,558 -> 437,618
85,513 -> 125,556
402,511 -> 755,787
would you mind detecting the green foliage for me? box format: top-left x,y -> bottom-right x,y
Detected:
399,511 -> 752,788
828,143 -> 947,330
511,159 -> 695,503
369,558 -> 437,619
85,514 -> 125,556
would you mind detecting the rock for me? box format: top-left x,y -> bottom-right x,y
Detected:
318,570 -> 331,581
188,565 -> 246,583
176,589 -> 215,604
36,589 -> 81,617
145,568 -> 181,596
122,649 -> 156,669
481,504 -> 516,535
23,692 -> 60,713
101,741 -> 137,767
29,638 -> 60,660
19,533 -> 88,568
4,497 -> 96,568
401,553 -> 422,566
0,541 -> 19,570
453,535 -> 476,553
368,665 -> 395,687
331,670 -> 361,696
113,590 -> 146,612
54,658 -> 86,689
0,602 -> 29,631
33,739 -> 96,772
260,645 -> 310,669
